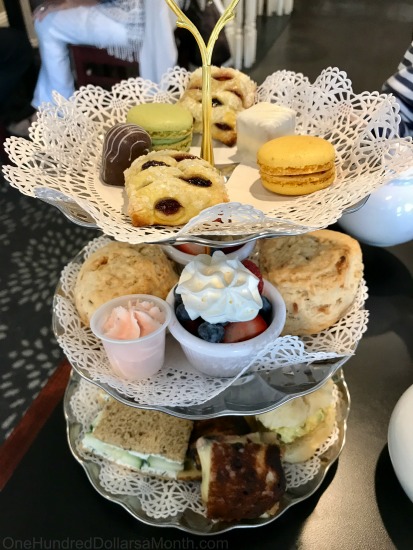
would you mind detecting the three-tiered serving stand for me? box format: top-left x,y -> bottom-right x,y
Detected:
3,0 -> 412,535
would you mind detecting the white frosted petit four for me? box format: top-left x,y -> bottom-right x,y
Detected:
236,102 -> 296,159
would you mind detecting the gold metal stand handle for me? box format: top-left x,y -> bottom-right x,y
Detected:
164,0 -> 241,164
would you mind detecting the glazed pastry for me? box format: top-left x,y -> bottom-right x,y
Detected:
100,123 -> 151,186
124,150 -> 229,227
236,102 -> 296,160
257,135 -> 336,195
196,432 -> 286,520
258,230 -> 363,335
179,66 -> 256,146
126,103 -> 193,151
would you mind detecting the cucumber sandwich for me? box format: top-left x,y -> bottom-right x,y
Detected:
81,399 -> 194,479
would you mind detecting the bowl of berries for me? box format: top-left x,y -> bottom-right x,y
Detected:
161,239 -> 256,267
166,251 -> 286,377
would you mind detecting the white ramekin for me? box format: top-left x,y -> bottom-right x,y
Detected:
161,239 -> 256,267
166,280 -> 286,378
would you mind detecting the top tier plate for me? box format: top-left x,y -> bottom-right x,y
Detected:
3,67 -> 412,244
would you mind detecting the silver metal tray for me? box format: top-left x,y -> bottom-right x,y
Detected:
62,354 -> 350,419
64,369 -> 350,535
53,240 -> 352,418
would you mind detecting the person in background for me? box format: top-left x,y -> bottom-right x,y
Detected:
12,0 -> 179,136
382,40 -> 413,137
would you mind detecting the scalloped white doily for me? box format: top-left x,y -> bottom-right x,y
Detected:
69,376 -> 341,520
3,66 -> 413,243
54,236 -> 369,407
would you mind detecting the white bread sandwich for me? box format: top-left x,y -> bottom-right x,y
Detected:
255,378 -> 336,463
81,399 -> 193,479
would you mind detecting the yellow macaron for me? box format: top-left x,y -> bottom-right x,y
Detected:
257,135 -> 336,196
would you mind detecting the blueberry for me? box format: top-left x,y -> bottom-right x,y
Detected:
260,296 -> 273,324
176,303 -> 191,322
198,321 -> 225,343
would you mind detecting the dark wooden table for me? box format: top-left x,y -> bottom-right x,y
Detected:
0,239 -> 412,550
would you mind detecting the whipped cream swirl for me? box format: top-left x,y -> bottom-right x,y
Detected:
176,251 -> 263,324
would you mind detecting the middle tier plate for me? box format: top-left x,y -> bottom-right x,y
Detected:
53,236 -> 368,418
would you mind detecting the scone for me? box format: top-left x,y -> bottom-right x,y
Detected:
178,66 -> 256,146
258,230 -> 363,335
257,135 -> 336,195
124,150 -> 229,227
74,241 -> 179,326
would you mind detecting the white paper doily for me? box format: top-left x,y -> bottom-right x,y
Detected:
53,236 -> 369,408
4,67 -> 413,243
68,375 -> 343,522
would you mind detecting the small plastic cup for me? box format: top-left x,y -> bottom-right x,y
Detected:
90,294 -> 172,381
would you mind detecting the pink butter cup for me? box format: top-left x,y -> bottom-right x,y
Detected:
90,294 -> 172,381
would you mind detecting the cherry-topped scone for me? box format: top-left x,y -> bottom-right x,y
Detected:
124,150 -> 229,227
166,251 -> 286,377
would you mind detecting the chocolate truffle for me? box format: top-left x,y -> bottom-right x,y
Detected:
100,123 -> 152,186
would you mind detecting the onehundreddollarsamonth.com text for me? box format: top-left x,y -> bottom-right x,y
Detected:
1,538 -> 229,550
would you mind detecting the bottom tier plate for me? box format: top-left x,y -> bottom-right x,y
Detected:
64,369 -> 350,535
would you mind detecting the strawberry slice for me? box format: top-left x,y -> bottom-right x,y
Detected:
242,259 -> 264,293
223,314 -> 268,343
175,243 -> 208,255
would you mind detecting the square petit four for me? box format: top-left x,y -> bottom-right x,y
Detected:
236,102 -> 296,159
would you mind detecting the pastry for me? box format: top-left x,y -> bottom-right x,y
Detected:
178,66 -> 256,146
258,230 -> 363,335
100,123 -> 151,186
236,102 -> 296,160
257,135 -> 336,195
196,432 -> 286,520
74,241 -> 179,326
126,103 -> 193,151
124,150 -> 229,226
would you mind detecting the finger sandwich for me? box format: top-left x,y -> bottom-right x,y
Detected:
81,399 -> 193,479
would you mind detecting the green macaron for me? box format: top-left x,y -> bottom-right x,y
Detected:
126,103 -> 194,151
